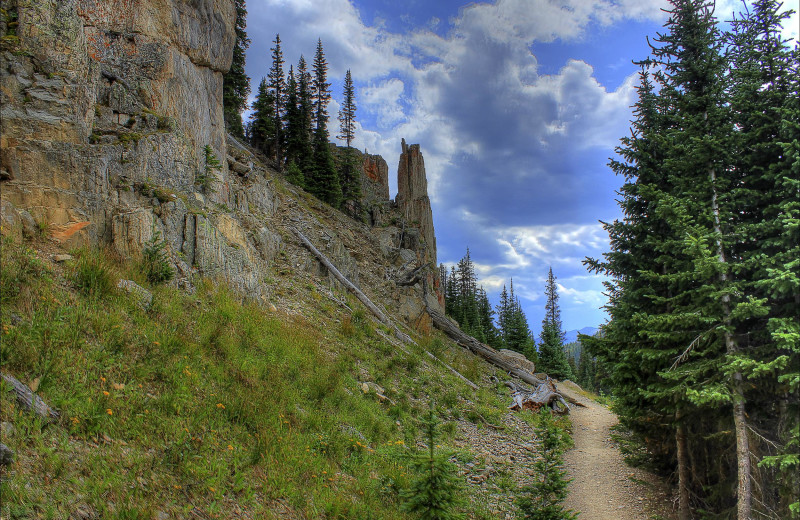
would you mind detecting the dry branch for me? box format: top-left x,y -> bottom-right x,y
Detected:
1,372 -> 60,422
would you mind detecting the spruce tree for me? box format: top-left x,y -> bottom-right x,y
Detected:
249,78 -> 276,155
296,56 -> 315,176
727,1 -> 800,514
516,408 -> 577,520
267,34 -> 286,167
308,39 -> 341,207
400,409 -> 465,520
337,69 -> 357,147
537,268 -> 573,380
337,69 -> 361,216
222,0 -> 250,139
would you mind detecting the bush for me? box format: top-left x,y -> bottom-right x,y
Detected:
142,228 -> 174,284
73,249 -> 114,298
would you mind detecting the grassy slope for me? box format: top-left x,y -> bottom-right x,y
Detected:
0,235 -> 530,519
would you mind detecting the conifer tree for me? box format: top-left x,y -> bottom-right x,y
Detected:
249,78 -> 276,156
338,69 -> 356,146
400,409 -> 465,520
727,1 -> 800,514
308,39 -> 341,207
267,34 -> 286,166
295,56 -> 315,176
337,69 -> 361,216
222,0 -> 250,139
538,268 -> 573,380
516,408 -> 577,520
283,64 -> 305,185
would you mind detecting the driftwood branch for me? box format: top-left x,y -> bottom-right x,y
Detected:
293,228 -> 479,391
395,263 -> 428,287
1,372 -> 60,422
505,380 -> 569,414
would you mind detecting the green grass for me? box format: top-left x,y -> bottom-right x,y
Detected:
0,237 -> 523,519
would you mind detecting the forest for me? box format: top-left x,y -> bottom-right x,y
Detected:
583,0 -> 799,518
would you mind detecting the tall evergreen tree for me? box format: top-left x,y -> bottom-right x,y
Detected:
338,69 -> 357,147
222,0 -> 250,139
727,1 -> 800,514
267,34 -> 286,166
249,78 -> 276,156
308,39 -> 341,206
585,1 -> 799,516
537,268 -> 573,380
295,55 -> 315,176
337,69 -> 361,216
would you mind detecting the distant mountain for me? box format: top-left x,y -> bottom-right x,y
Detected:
563,326 -> 599,344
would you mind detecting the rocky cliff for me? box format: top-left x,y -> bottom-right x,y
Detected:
0,0 -> 442,329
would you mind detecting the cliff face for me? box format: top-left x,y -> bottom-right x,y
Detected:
0,0 -> 442,329
1,0 -> 235,241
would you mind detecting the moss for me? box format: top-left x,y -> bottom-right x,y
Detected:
118,132 -> 142,145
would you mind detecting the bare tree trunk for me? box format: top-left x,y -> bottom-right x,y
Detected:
709,167 -> 751,519
676,405 -> 692,520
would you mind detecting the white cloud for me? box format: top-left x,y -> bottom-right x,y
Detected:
361,78 -> 407,128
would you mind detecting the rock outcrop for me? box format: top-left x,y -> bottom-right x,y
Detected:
394,139 -> 443,311
0,1 -> 445,332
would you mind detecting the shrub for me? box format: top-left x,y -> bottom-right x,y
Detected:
142,228 -> 174,284
196,145 -> 221,193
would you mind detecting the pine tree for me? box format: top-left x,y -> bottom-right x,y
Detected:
267,34 -> 286,167
495,284 -> 510,348
538,268 -> 573,380
516,408 -> 577,520
249,78 -> 276,155
338,69 -> 357,147
222,0 -> 250,139
727,1 -> 800,514
337,69 -> 361,215
296,56 -> 315,176
400,409 -> 465,520
283,64 -> 305,186
308,39 -> 341,207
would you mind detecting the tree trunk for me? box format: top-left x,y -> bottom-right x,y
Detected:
709,166 -> 751,519
1,372 -> 60,422
676,405 -> 692,520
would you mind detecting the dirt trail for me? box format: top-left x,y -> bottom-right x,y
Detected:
557,382 -> 675,520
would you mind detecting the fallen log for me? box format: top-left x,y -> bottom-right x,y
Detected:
292,228 -> 479,391
1,372 -> 60,422
425,305 -> 584,411
505,380 -> 569,414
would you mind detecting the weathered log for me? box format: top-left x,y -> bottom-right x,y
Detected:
395,263 -> 429,287
505,380 -> 569,414
293,228 -> 479,391
425,305 -> 584,411
1,372 -> 60,422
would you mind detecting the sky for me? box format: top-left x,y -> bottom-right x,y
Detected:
243,0 -> 799,336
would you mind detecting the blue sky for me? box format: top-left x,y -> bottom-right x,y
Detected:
244,0 -> 799,335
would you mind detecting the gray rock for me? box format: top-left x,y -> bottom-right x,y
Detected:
117,279 -> 153,309
0,421 -> 15,437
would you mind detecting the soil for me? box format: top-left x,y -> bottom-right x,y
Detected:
557,381 -> 677,520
